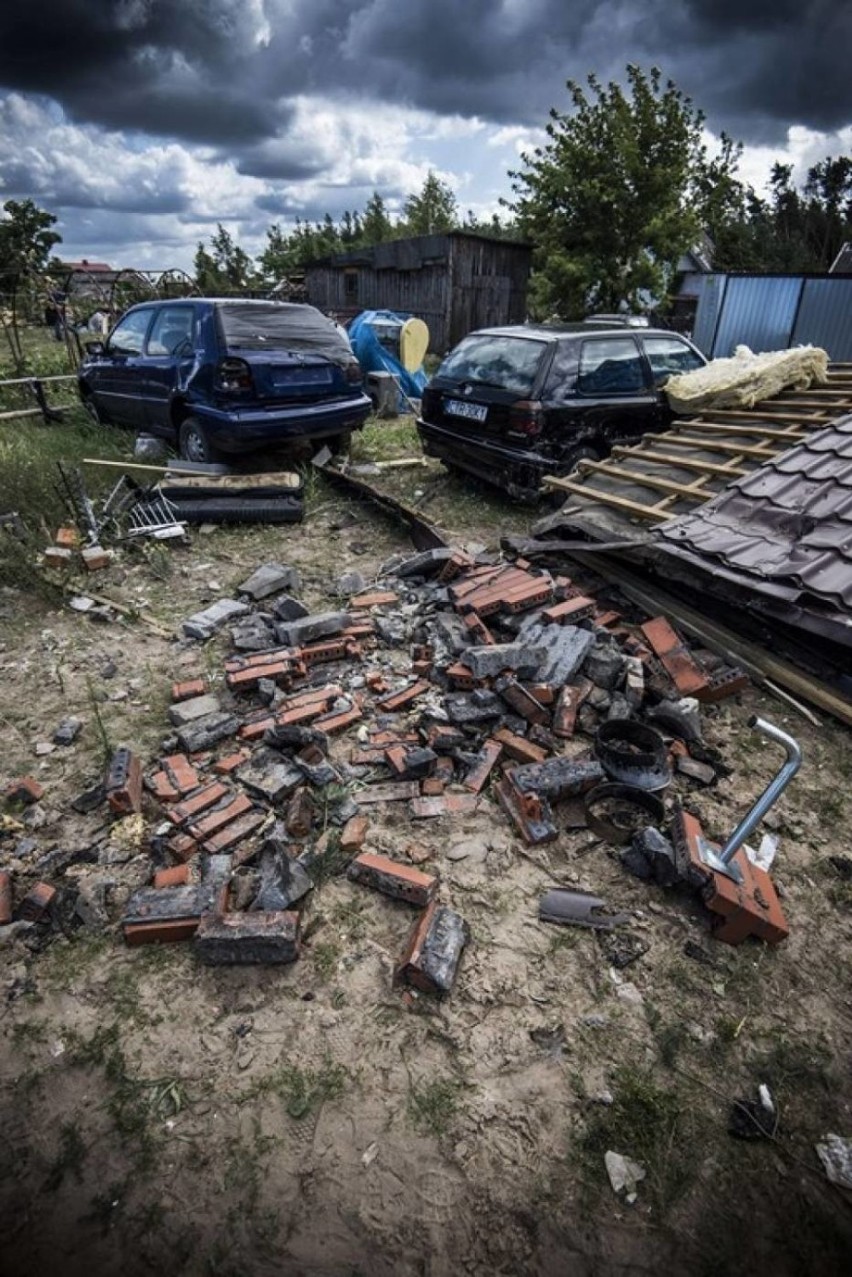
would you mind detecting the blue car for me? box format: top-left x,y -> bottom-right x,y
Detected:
78,298 -> 372,461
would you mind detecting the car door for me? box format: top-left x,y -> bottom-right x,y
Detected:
640,334 -> 706,413
140,304 -> 199,436
573,336 -> 661,443
93,309 -> 154,427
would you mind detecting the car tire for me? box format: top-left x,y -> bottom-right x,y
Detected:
179,416 -> 221,464
327,431 -> 352,457
559,445 -> 599,476
83,394 -> 108,426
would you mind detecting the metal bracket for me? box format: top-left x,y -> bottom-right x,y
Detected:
697,834 -> 744,884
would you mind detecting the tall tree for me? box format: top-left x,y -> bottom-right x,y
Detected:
402,172 -> 458,236
0,199 -> 62,288
360,191 -> 394,245
194,223 -> 255,292
507,65 -> 741,316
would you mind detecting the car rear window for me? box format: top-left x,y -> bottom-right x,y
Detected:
217,303 -> 351,365
436,334 -> 548,397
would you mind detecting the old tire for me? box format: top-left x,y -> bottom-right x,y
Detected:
83,394 -> 109,426
179,416 -> 221,464
559,445 -> 599,477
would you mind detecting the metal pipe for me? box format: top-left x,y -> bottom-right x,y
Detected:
720,716 -> 802,865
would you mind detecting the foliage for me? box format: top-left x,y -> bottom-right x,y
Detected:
712,156 -> 852,273
401,171 -> 458,236
194,223 -> 257,293
507,65 -> 742,317
0,199 -> 62,292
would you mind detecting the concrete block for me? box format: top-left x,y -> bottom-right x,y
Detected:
168,693 -> 221,727
182,598 -> 250,641
270,595 -> 310,622
237,562 -> 300,600
176,711 -> 239,754
464,643 -> 546,680
195,910 -> 300,965
275,610 -> 352,647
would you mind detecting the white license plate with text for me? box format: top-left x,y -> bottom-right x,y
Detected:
444,398 -> 487,423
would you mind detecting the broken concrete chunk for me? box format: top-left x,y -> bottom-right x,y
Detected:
195,910 -> 300,965
522,623 -> 595,685
676,755 -> 717,786
237,563 -> 300,601
237,750 -> 303,803
583,643 -> 626,691
53,717 -> 82,746
443,691 -> 503,727
270,595 -> 310,622
510,756 -> 604,802
463,643 -> 546,681
251,842 -> 312,911
176,711 -> 239,754
396,902 -> 469,997
182,598 -> 250,641
275,610 -> 352,647
335,570 -> 366,596
168,693 -> 221,727
231,617 -> 278,652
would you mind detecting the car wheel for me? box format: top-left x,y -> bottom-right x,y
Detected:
83,394 -> 108,426
326,432 -> 352,457
179,416 -> 221,464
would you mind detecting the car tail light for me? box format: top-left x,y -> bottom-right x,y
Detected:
509,400 -> 543,437
345,361 -> 363,384
217,357 -> 253,392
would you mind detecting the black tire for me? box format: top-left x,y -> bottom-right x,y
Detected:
326,431 -> 352,457
83,394 -> 108,426
179,416 -> 222,464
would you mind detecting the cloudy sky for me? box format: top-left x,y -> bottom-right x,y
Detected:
0,0 -> 849,272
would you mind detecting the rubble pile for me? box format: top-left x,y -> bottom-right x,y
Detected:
3,546 -> 792,996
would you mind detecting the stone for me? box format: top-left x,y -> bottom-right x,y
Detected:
237,563 -> 300,601
237,751 -> 303,803
335,571 -> 366,596
182,598 -> 250,641
231,617 -> 277,652
275,610 -> 352,647
583,644 -> 626,691
168,693 -> 221,727
270,595 -> 309,622
464,643 -> 546,681
176,711 -> 239,754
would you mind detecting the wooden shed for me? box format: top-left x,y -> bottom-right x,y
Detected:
304,231 -> 532,353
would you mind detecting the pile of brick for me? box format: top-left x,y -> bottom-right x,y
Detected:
1,547 -> 765,980
42,526 -> 112,572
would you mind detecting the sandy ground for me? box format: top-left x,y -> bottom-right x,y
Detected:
1,478 -> 852,1277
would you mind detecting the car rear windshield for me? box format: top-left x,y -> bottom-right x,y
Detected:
436,334 -> 548,396
217,303 -> 351,365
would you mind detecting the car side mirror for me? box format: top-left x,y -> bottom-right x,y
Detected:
85,340 -> 106,356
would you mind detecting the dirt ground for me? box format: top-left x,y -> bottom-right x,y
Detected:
1,455 -> 852,1277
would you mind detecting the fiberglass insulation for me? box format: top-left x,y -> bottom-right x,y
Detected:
665,344 -> 829,414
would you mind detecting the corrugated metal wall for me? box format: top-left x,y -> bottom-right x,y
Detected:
692,273 -> 852,359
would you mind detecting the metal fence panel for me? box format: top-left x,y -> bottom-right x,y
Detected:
791,278 -> 852,359
710,276 -> 803,357
691,274 -> 727,354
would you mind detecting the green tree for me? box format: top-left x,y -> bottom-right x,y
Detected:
402,172 -> 458,236
0,199 -> 62,289
360,191 -> 395,245
194,223 -> 255,292
507,65 -> 742,317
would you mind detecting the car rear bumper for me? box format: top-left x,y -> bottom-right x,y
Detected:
416,419 -> 556,502
194,395 -> 372,452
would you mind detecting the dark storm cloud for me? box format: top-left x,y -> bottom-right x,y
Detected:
0,0 -> 849,157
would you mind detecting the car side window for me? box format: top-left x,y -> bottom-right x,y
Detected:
146,306 -> 196,357
108,310 -> 152,356
642,336 -> 705,386
578,338 -> 645,395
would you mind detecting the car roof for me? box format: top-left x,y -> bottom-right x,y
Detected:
467,323 -> 686,342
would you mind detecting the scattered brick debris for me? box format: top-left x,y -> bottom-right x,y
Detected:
347,851 -> 438,906
396,902 -> 470,997
5,776 -> 44,805
104,748 -> 143,815
195,910 -> 300,964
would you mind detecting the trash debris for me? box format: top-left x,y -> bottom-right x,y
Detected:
584,784 -> 666,846
728,1085 -> 778,1140
815,1134 -> 852,1190
539,888 -> 629,931
604,1150 -> 646,1203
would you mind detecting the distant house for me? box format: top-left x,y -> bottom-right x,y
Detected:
304,231 -> 533,353
829,242 -> 852,274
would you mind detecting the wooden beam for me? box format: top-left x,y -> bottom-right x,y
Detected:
645,433 -> 780,459
542,476 -> 672,521
577,459 -> 718,502
704,407 -> 839,425
678,421 -> 807,441
0,407 -> 43,421
610,446 -> 748,478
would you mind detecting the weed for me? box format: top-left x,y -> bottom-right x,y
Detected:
311,940 -> 340,982
580,1065 -> 696,1213
83,1179 -> 129,1235
407,1077 -> 462,1137
86,674 -> 114,763
43,1121 -> 87,1191
332,897 -> 369,940
11,1020 -> 48,1047
241,1058 -> 348,1120
307,830 -> 350,887
549,930 -> 580,954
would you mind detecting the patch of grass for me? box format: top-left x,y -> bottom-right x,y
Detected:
311,940 -> 340,982
407,1077 -> 462,1137
332,896 -> 369,940
580,1065 -> 696,1213
351,415 -> 421,462
11,1020 -> 48,1047
43,1121 -> 87,1191
240,1059 -> 348,1120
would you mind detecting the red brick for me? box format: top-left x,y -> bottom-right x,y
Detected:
238,715 -> 276,741
446,662 -> 476,689
124,918 -> 200,946
462,611 -> 495,645
147,770 -> 180,803
162,753 -> 200,795
492,728 -> 547,765
396,901 -> 468,997
167,833 -> 199,863
355,781 -> 420,805
172,678 -> 207,702
285,789 -> 314,838
347,851 -> 437,906
350,590 -> 399,609
312,703 -> 363,734
213,749 -> 251,774
167,781 -> 228,825
0,870 -> 11,925
463,739 -> 503,793
202,809 -> 268,855
340,814 -> 369,852
641,617 -> 709,697
553,682 -> 590,738
81,545 -> 112,571
524,683 -> 556,707
697,667 -> 750,703
154,864 -> 190,888
16,881 -> 56,922
300,637 -> 355,666
420,777 -> 445,797
228,659 -> 295,690
105,749 -> 143,815
593,609 -> 622,628
55,526 -> 79,549
376,680 -> 430,712
190,793 -> 253,839
410,793 -> 480,818
411,659 -> 432,677
541,596 -> 596,625
5,776 -> 44,805
495,676 -> 549,725
365,671 -> 388,692
43,546 -> 73,568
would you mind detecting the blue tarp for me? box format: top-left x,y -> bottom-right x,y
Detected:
348,310 -> 428,407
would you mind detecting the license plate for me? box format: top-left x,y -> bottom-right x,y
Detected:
444,398 -> 487,423
272,367 -> 332,388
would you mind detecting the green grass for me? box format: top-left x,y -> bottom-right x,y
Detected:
240,1059 -> 348,1119
407,1077 -> 463,1137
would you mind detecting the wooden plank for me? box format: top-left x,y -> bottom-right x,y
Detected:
0,407 -> 43,421
677,421 -> 807,440
611,446 -> 748,478
704,407 -> 840,425
646,434 -> 781,459
567,553 -> 852,730
577,459 -> 719,502
542,476 -> 673,521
